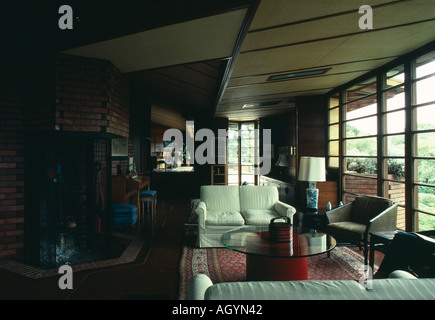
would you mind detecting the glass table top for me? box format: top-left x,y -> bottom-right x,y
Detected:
221,225 -> 336,258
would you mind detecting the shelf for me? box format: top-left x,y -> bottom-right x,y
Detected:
211,164 -> 227,185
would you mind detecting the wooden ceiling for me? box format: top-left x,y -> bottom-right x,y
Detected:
216,0 -> 435,120
129,59 -> 225,115
6,1 -> 435,124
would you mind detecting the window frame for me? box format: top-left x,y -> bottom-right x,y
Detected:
326,45 -> 435,232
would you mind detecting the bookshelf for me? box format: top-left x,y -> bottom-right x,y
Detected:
211,164 -> 227,185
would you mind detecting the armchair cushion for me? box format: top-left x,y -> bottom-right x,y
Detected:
352,195 -> 393,224
327,221 -> 367,241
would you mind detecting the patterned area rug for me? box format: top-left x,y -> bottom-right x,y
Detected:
178,244 -> 377,300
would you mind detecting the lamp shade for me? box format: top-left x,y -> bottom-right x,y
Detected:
298,156 -> 326,182
275,154 -> 290,167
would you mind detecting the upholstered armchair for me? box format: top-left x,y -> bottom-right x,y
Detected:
326,195 -> 398,265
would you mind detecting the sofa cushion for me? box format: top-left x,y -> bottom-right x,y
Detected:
206,211 -> 245,226
327,221 -> 366,241
239,185 -> 278,211
200,185 -> 240,212
203,278 -> 435,300
352,195 -> 392,224
241,209 -> 280,225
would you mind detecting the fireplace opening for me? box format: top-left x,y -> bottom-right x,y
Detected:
24,133 -> 123,269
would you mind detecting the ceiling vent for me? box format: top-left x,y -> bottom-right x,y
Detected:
267,68 -> 331,82
242,99 -> 294,109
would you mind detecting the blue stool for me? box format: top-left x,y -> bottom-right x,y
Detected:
112,203 -> 138,227
139,190 -> 157,228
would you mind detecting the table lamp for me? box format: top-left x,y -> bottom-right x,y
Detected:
298,156 -> 326,209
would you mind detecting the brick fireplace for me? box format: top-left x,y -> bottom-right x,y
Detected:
0,53 -> 131,266
25,134 -> 114,268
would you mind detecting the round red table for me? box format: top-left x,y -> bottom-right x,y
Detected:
221,226 -> 336,281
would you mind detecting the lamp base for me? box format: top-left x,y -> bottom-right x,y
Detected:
306,182 -> 319,209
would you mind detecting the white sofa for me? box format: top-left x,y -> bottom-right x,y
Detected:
195,185 -> 296,248
188,271 -> 435,300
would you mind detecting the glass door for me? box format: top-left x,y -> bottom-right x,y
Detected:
227,121 -> 259,186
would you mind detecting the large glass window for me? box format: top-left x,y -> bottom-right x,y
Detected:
413,51 -> 435,231
327,49 -> 435,232
227,123 -> 240,186
227,121 -> 259,186
327,93 -> 340,168
342,77 -> 378,202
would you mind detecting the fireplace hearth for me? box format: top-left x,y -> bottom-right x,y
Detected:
25,133 -> 114,269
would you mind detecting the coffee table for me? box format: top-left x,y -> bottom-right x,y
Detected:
221,225 -> 336,281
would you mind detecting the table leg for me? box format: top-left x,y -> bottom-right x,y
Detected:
246,255 -> 308,281
369,237 -> 375,272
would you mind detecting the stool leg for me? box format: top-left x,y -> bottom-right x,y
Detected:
153,197 -> 157,227
150,201 -> 154,230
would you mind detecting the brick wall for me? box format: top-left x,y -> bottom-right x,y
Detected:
106,63 -> 130,137
55,54 -> 130,137
344,173 -> 406,230
0,57 -> 27,257
0,54 -> 131,258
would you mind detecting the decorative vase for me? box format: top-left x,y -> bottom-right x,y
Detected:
306,182 -> 319,209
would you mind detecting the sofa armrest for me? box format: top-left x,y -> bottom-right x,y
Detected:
326,202 -> 353,223
388,270 -> 418,279
195,201 -> 207,229
187,274 -> 213,300
274,201 -> 296,222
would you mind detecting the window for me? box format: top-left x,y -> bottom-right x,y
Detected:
327,48 -> 435,232
227,121 -> 259,186
342,77 -> 378,203
412,51 -> 435,231
327,93 -> 340,168
382,65 -> 406,228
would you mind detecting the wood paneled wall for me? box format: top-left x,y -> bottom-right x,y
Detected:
297,96 -> 327,158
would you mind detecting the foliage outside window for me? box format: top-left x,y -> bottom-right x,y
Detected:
227,122 -> 258,186
327,49 -> 435,232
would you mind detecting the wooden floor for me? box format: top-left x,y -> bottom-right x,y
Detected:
0,196 -> 386,300
0,196 -> 191,300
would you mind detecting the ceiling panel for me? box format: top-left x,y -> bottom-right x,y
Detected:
248,0 -> 393,30
227,57 -> 393,87
231,37 -> 351,78
242,1 -> 435,52
216,0 -> 435,121
62,8 -> 248,73
129,60 -> 225,113
222,70 -> 369,101
52,1 -> 435,122
151,105 -> 187,130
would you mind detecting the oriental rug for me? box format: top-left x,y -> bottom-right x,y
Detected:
178,244 -> 378,300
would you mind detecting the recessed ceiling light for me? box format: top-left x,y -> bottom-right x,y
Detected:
267,68 -> 330,81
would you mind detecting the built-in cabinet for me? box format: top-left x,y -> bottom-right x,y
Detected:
259,175 -> 295,205
211,164 -> 227,185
